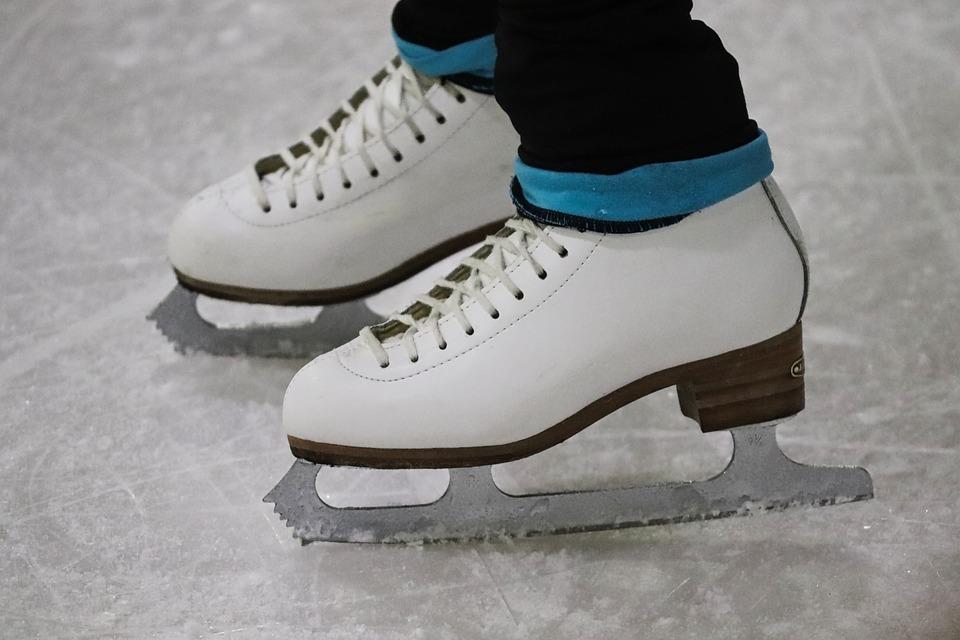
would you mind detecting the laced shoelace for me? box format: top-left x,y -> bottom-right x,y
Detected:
246,59 -> 466,212
359,218 -> 569,368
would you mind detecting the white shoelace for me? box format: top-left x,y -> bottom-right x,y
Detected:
360,218 -> 569,368
246,59 -> 465,212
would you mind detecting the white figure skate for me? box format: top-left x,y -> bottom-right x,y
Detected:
266,178 -> 873,542
151,58 -> 516,357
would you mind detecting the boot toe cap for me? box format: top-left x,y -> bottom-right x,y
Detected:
167,184 -> 233,281
283,353 -> 350,445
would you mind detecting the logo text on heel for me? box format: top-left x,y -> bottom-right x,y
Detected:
790,357 -> 805,378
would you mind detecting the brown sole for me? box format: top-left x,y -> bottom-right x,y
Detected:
288,323 -> 806,469
175,219 -> 507,306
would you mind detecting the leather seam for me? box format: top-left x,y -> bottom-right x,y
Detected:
336,234 -> 604,382
223,95 -> 490,229
762,178 -> 809,322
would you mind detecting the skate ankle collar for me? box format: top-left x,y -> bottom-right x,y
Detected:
513,132 -> 775,230
393,31 -> 496,83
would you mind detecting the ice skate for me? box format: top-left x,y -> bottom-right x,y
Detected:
265,178 -> 874,542
151,57 -> 515,357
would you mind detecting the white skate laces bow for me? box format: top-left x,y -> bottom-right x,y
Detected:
247,59 -> 465,212
360,218 -> 569,368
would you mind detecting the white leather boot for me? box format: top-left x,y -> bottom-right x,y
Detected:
167,59 -> 516,305
282,178 -> 810,468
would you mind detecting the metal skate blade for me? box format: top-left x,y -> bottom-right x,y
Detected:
147,284 -> 382,358
264,424 -> 874,544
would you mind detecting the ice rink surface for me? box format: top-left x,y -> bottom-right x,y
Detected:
1,1 -> 958,637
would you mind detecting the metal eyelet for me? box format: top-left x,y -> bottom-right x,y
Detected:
538,270 -> 547,280
514,291 -> 524,300
558,247 -> 569,258
490,310 -> 500,319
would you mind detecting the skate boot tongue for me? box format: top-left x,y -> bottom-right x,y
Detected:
360,218 -> 569,367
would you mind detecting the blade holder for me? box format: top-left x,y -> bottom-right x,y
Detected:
265,423 -> 874,544
148,284 -> 382,358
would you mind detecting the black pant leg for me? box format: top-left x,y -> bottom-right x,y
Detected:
495,0 -> 758,174
392,0 -> 498,49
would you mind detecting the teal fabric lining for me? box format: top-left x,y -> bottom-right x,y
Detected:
514,132 -> 775,221
392,31 -> 496,78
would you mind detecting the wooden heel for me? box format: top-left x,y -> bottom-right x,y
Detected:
677,323 -> 805,433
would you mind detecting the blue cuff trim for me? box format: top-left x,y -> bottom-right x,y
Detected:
514,132 -> 775,222
392,31 -> 496,79
511,178 -> 694,234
